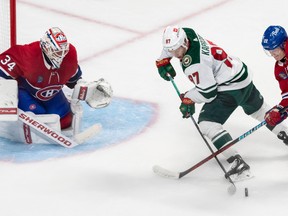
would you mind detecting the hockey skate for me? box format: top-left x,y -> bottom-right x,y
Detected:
277,131 -> 288,145
225,154 -> 252,182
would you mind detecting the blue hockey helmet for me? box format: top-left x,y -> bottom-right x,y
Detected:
261,25 -> 287,50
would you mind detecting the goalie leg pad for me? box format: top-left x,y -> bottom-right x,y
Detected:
71,99 -> 83,135
0,79 -> 18,121
0,112 -> 61,144
20,112 -> 61,144
61,99 -> 83,137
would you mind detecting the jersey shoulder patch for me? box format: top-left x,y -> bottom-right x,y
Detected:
181,29 -> 204,69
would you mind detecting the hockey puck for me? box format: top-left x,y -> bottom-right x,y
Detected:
227,184 -> 236,195
245,187 -> 248,197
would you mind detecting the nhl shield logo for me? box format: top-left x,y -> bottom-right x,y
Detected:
37,76 -> 43,83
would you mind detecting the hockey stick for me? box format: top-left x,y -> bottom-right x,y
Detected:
153,120 -> 266,179
18,109 -> 101,148
18,109 -> 79,148
164,75 -> 236,193
74,123 -> 102,144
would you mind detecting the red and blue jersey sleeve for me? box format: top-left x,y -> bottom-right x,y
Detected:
275,62 -> 288,107
0,44 -> 27,79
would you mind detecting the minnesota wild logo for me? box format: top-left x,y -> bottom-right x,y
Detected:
182,55 -> 192,67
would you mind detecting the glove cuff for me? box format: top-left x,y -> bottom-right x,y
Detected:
156,58 -> 171,68
182,97 -> 194,105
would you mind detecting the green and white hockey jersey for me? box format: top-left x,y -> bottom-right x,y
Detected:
158,28 -> 252,104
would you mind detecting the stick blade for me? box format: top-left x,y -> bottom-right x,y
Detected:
152,165 -> 180,179
74,123 -> 102,144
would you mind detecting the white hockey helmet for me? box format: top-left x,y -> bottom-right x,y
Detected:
162,26 -> 187,51
40,27 -> 69,69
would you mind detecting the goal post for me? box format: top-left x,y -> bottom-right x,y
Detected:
0,0 -> 16,53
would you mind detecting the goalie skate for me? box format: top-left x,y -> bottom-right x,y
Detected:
225,154 -> 253,182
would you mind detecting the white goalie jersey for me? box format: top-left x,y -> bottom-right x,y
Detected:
158,28 -> 253,104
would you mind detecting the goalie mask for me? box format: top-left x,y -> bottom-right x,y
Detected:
40,27 -> 69,69
162,26 -> 188,52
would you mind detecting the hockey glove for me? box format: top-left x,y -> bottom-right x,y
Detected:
156,58 -> 176,81
179,95 -> 195,118
264,105 -> 288,126
72,79 -> 113,109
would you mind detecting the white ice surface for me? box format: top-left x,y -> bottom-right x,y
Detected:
1,0 -> 288,215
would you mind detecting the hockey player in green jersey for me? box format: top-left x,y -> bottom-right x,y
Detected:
156,26 -> 288,181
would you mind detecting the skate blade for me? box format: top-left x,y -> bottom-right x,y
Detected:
229,169 -> 254,182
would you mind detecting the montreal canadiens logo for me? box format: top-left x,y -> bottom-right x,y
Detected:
35,85 -> 62,101
55,33 -> 67,43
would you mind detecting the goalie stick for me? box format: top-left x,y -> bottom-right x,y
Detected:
74,123 -> 102,144
18,109 -> 101,148
153,120 -> 266,179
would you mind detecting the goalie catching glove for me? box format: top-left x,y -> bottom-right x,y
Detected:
72,78 -> 113,109
179,93 -> 195,118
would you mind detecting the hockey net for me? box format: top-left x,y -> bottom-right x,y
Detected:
0,0 -> 16,53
